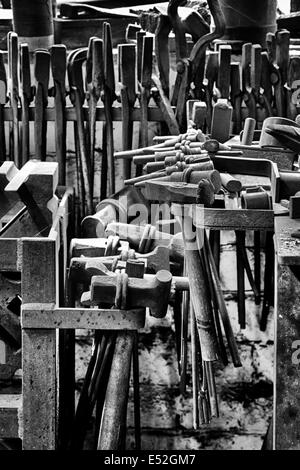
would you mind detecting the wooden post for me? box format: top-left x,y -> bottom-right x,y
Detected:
21,237 -> 58,450
274,217 -> 300,449
274,262 -> 300,449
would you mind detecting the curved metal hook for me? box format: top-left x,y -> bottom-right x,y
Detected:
189,0 -> 226,81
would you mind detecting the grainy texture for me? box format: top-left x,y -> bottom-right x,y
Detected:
21,238 -> 57,450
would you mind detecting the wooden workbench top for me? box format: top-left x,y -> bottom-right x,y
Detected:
275,216 -> 300,265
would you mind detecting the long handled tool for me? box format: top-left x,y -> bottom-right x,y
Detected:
20,44 -> 32,165
137,34 -> 153,177
68,48 -> 94,214
7,32 -> 20,167
119,43 -> 137,181
0,51 -> 7,161
34,50 -> 50,161
50,44 -> 67,185
86,37 -> 103,196
102,22 -> 116,197
67,49 -> 85,224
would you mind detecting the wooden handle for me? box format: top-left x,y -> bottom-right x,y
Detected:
241,43 -> 252,90
250,44 -> 262,93
241,117 -> 256,146
136,30 -> 146,82
217,45 -> 231,99
276,29 -> 290,85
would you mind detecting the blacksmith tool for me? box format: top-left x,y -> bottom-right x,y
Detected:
7,32 -> 20,167
204,51 -> 218,132
20,44 -> 32,166
81,185 -> 149,238
0,51 -> 7,161
189,0 -> 226,98
67,48 -> 86,220
286,56 -> 300,120
68,48 -> 94,214
154,13 -> 172,99
217,45 -> 231,101
230,62 -> 242,134
34,50 -> 50,161
136,30 -> 146,82
168,0 -> 189,130
138,35 -> 153,151
118,43 -> 137,181
268,30 -> 290,117
102,22 -> 117,197
263,122 -> 300,153
86,37 -> 103,195
85,270 -> 172,318
50,45 -> 67,185
242,43 -> 256,120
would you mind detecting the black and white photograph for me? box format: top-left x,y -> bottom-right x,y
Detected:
0,0 -> 298,457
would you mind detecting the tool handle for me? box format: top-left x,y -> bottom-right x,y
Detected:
34,50 -> 50,102
141,35 -> 153,89
136,30 -> 146,83
241,42 -> 252,90
266,32 -> 276,64
119,43 -> 136,106
276,29 -> 290,85
0,50 -> 7,105
205,51 -> 219,92
250,44 -> 262,92
261,51 -> 272,102
50,45 -> 67,97
103,22 -> 115,96
217,45 -> 231,99
20,44 -> 31,100
230,62 -> 240,99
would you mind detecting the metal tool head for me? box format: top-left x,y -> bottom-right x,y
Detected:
103,22 -> 116,97
34,49 -> 50,87
20,43 -> 32,100
67,47 -> 88,103
50,44 -> 67,97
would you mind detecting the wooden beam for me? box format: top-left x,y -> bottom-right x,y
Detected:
0,238 -> 19,271
21,306 -> 146,330
193,208 -> 274,231
0,394 -> 21,439
21,238 -> 57,450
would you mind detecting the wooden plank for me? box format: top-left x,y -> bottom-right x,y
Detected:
274,261 -> 300,449
0,394 -> 21,439
21,237 -> 57,450
193,208 -> 274,231
22,306 -> 146,330
0,238 -> 19,271
2,105 -> 174,123
274,216 -> 300,265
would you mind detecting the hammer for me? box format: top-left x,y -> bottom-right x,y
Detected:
83,270 -> 173,318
